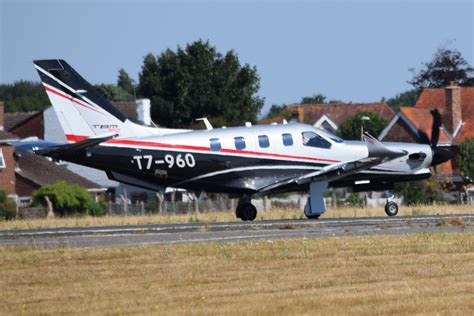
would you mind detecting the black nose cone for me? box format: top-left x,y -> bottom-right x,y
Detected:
431,147 -> 456,166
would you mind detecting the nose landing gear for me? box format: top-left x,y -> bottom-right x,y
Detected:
384,195 -> 399,216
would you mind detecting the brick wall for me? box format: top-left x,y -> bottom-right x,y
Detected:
382,118 -> 419,143
0,102 -> 4,130
0,146 -> 16,194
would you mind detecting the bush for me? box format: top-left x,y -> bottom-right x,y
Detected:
346,192 -> 362,207
89,201 -> 108,217
0,191 -> 17,220
32,182 -> 94,217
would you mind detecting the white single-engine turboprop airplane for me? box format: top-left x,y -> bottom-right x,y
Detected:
33,59 -> 455,220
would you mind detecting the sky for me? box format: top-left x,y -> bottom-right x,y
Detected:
1,0 -> 473,115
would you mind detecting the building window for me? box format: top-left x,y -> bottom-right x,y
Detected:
258,135 -> 270,148
209,138 -> 221,151
0,149 -> 5,169
234,137 -> 246,150
302,131 -> 331,149
282,133 -> 293,146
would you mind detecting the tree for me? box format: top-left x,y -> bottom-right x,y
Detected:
459,138 -> 474,181
138,40 -> 264,127
32,182 -> 95,217
267,104 -> 287,119
0,81 -> 49,112
300,93 -> 326,104
117,68 -> 135,97
408,47 -> 474,88
385,89 -> 420,112
94,84 -> 133,102
338,111 -> 388,140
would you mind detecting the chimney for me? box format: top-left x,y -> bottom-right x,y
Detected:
445,81 -> 462,133
0,102 -> 4,131
290,106 -> 304,123
136,99 -> 151,126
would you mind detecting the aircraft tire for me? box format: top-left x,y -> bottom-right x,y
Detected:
237,203 -> 257,221
385,202 -> 399,216
305,214 -> 320,219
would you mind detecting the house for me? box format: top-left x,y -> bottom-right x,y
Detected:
297,102 -> 396,133
379,82 -> 474,202
4,111 -> 43,139
262,102 -> 396,134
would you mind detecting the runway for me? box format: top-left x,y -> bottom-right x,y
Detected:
0,214 -> 472,249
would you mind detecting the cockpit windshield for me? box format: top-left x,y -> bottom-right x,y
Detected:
314,127 -> 344,143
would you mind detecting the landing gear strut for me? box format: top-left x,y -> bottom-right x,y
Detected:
384,195 -> 399,216
304,181 -> 328,220
236,196 -> 257,221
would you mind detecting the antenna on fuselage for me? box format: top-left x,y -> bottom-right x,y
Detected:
196,118 -> 213,130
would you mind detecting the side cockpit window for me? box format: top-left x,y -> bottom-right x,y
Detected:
258,135 -> 270,148
302,131 -> 331,149
209,138 -> 221,151
234,137 -> 246,150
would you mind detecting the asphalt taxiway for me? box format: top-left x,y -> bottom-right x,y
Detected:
0,214 -> 472,249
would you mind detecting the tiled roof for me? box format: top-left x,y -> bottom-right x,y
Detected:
297,103 -> 396,125
399,107 -> 451,143
415,87 -> 474,141
4,112 -> 41,131
15,150 -> 103,190
0,130 -> 19,142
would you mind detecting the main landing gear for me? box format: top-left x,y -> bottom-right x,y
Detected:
304,181 -> 329,220
384,194 -> 399,216
236,196 -> 257,221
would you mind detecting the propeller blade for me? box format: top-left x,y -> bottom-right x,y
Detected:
431,147 -> 456,166
430,109 -> 442,148
417,130 -> 430,145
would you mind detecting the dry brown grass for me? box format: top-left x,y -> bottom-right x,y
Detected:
1,204 -> 472,231
0,232 -> 473,315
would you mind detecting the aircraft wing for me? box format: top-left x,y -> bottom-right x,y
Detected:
35,132 -> 117,159
257,133 -> 407,195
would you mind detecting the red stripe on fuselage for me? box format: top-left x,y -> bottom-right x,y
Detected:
63,135 -> 341,163
44,85 -> 101,113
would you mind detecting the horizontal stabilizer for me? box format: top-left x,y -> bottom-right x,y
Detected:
35,133 -> 117,158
